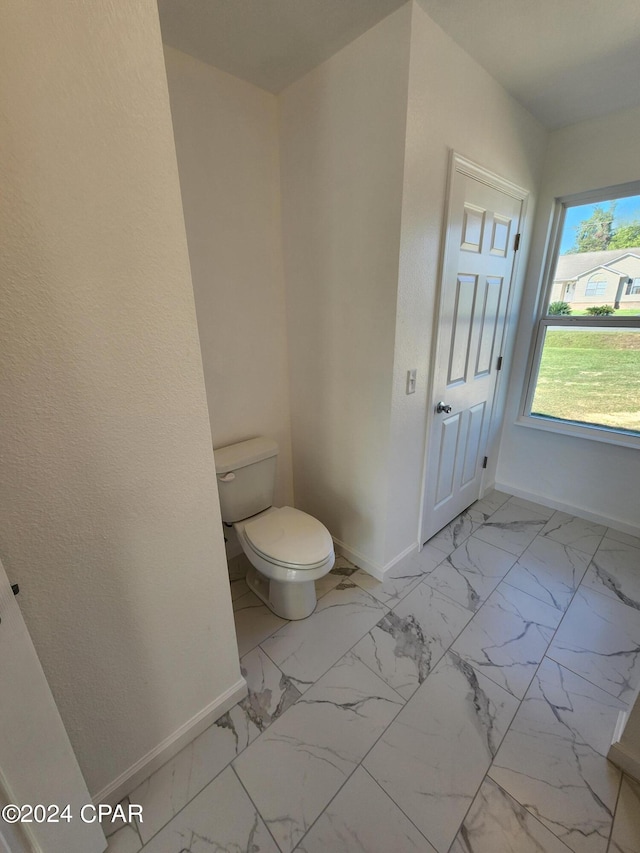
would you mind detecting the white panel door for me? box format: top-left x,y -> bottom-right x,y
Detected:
421,155 -> 526,543
0,559 -> 106,853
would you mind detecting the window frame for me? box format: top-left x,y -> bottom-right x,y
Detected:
518,181 -> 640,450
584,277 -> 607,296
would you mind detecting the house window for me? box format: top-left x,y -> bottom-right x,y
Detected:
522,182 -> 640,447
585,277 -> 607,296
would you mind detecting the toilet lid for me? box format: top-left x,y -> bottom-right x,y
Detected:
243,507 -> 333,567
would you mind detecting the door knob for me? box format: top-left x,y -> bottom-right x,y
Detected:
436,401 -> 452,414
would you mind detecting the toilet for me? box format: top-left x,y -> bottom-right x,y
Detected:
215,437 -> 335,620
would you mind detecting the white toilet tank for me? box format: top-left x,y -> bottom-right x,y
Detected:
214,437 -> 278,523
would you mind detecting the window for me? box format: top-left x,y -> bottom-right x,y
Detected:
585,277 -> 607,296
522,183 -> 640,446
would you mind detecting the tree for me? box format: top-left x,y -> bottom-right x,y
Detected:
567,203 -> 615,253
609,222 -> 640,250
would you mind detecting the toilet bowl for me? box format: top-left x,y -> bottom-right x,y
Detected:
214,438 -> 335,620
235,506 -> 334,619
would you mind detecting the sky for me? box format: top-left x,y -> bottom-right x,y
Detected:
560,194 -> 640,254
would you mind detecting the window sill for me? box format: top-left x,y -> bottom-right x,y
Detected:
515,413 -> 640,450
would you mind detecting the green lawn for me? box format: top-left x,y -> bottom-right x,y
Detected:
532,329 -> 640,432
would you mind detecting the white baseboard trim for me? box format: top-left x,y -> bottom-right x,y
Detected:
333,539 -> 419,581
92,677 -> 247,807
609,737 -> 640,784
608,687 -> 640,784
333,539 -> 385,579
494,480 -> 640,539
383,543 -> 420,576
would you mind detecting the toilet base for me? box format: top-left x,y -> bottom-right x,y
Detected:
246,565 -> 317,620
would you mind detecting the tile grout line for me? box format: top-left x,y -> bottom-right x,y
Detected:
230,607 -> 419,851
256,587 -> 393,694
542,652 -> 634,707
441,605 -> 573,849
225,586 -> 408,850
132,805 -> 144,850
443,775 -> 575,853
452,520 -> 626,851
339,581 -> 532,852
133,759 -> 241,850
358,764 -> 442,852
115,501 -> 622,853
304,505 -> 550,850
285,696 -> 412,852
230,763 -> 285,853
248,493 -> 519,693
541,529 -> 640,703
134,500 -> 535,847
133,496 -> 611,852
605,771 -> 624,853
228,560 -> 469,851
349,497 -> 547,708
129,652 -> 305,848
411,505 -> 614,849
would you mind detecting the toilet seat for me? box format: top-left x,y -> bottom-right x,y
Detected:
243,506 -> 333,569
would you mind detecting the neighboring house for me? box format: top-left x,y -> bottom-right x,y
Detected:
551,247 -> 640,307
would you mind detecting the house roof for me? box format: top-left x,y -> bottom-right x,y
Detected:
574,263 -> 626,280
554,248 -> 640,281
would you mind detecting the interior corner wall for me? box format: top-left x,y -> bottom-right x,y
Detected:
278,5 -> 412,571
0,0 -> 240,796
384,1 -> 548,563
497,103 -> 640,532
163,47 -> 294,510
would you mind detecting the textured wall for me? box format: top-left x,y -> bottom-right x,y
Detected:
0,0 -> 240,795
497,103 -> 640,530
385,1 -> 547,562
279,1 -> 547,571
279,5 -> 412,570
164,47 -> 294,512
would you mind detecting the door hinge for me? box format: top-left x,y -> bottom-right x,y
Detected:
482,456 -> 488,469
497,356 -> 503,371
514,233 -> 521,251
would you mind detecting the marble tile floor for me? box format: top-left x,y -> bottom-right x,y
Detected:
106,492 -> 640,853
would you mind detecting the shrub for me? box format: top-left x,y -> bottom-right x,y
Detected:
585,305 -> 616,315
548,301 -> 572,315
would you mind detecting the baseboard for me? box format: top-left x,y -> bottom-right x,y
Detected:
609,737 -> 640,784
92,677 -> 247,807
608,687 -> 640,784
333,539 -> 385,579
333,539 -> 419,581
480,480 -> 496,499
383,543 -> 420,576
494,480 -> 640,539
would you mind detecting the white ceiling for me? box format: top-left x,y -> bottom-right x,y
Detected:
157,0 -> 407,94
158,0 -> 640,129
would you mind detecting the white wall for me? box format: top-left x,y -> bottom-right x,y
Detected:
279,1 -> 547,572
279,5 -> 412,571
384,2 -> 548,563
497,104 -> 640,532
0,0 -> 241,797
164,47 -> 294,512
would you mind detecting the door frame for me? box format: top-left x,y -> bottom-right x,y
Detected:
418,151 -> 529,547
